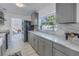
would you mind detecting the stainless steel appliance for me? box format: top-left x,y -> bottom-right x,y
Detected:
22,20 -> 33,42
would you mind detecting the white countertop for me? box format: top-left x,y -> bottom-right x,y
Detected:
29,31 -> 79,53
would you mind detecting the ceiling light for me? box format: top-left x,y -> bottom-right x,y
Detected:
16,3 -> 24,7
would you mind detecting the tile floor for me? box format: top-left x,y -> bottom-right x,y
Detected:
4,33 -> 38,56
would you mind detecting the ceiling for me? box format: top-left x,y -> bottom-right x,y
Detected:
0,3 -> 52,16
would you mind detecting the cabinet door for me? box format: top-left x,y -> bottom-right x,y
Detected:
32,36 -> 35,48
53,42 -> 79,56
53,48 -> 66,56
30,33 -> 34,47
28,32 -> 31,44
38,37 -> 53,56
33,35 -> 38,52
56,3 -> 76,23
44,39 -> 53,56
38,37 -> 44,56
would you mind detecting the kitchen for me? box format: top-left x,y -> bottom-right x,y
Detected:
0,3 -> 79,56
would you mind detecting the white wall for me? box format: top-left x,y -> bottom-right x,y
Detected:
4,13 -> 31,21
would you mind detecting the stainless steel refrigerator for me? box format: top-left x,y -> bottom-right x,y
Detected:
22,20 -> 33,42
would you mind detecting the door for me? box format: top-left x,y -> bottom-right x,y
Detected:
10,18 -> 23,48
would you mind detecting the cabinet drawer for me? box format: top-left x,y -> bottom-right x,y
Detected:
53,48 -> 66,56
53,42 -> 79,56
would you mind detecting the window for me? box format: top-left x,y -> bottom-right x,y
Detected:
39,14 -> 57,31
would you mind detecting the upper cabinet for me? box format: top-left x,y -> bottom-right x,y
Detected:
0,11 -> 5,24
56,3 -> 76,24
31,12 -> 38,25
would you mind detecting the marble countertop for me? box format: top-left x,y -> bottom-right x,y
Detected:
29,31 -> 79,53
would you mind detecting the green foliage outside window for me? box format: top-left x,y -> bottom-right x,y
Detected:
48,15 -> 56,25
41,15 -> 56,25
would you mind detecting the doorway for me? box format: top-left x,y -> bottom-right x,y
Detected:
9,18 -> 24,49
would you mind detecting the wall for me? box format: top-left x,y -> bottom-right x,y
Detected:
4,13 -> 31,21
3,13 -> 31,29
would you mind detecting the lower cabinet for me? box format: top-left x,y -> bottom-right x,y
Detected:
53,42 -> 79,56
38,37 -> 53,56
28,32 -> 79,56
28,32 -> 34,47
33,35 -> 38,52
38,37 -> 44,56
28,32 -> 31,44
43,39 -> 53,56
53,48 -> 66,56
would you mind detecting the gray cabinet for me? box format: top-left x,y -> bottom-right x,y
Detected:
28,32 -> 31,44
53,42 -> 79,56
33,35 -> 39,52
30,33 -> 33,45
56,3 -> 76,23
43,39 -> 53,56
38,37 -> 53,56
38,37 -> 44,56
28,32 -> 79,56
28,32 -> 34,47
53,48 -> 65,56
